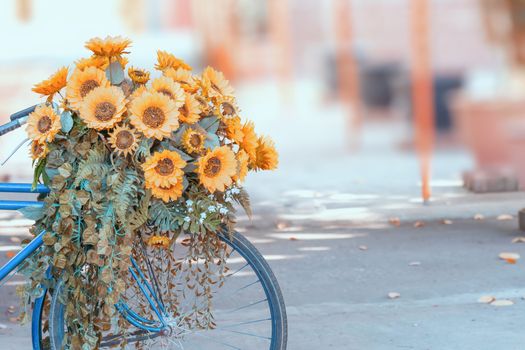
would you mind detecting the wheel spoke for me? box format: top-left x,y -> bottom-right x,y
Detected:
228,298 -> 268,313
218,317 -> 272,329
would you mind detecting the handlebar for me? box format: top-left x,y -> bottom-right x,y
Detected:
0,105 -> 39,137
10,105 -> 37,121
0,119 -> 25,136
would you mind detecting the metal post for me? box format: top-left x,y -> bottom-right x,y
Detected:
410,0 -> 434,203
334,0 -> 361,149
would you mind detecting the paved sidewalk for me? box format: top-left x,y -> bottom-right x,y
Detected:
239,217 -> 525,350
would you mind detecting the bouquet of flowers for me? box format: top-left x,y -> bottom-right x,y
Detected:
20,36 -> 277,348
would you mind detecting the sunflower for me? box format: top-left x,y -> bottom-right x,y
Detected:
85,35 -> 131,59
79,86 -> 126,130
197,146 -> 237,193
29,140 -> 49,160
181,128 -> 206,154
26,105 -> 61,143
147,235 -> 170,249
151,77 -> 185,105
155,50 -> 192,71
254,136 -> 279,170
201,66 -> 234,99
75,56 -> 108,71
178,94 -> 202,124
223,116 -> 244,144
148,179 -> 184,203
214,96 -> 239,119
142,150 -> 186,187
129,92 -> 180,140
164,67 -> 198,92
194,94 -> 212,117
32,67 -> 68,102
108,125 -> 140,156
66,67 -> 110,110
240,121 -> 258,163
234,149 -> 250,182
128,67 -> 150,85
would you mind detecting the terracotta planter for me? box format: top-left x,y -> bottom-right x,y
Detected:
505,118 -> 525,188
451,94 -> 525,168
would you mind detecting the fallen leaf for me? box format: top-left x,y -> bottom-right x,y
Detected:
5,251 -> 15,259
276,222 -> 288,231
497,214 -> 513,221
388,292 -> 400,299
389,217 -> 401,226
288,237 -> 298,241
478,295 -> 495,304
414,221 -> 425,228
491,299 -> 514,306
512,237 -> 525,244
409,261 -> 421,266
474,214 -> 484,220
499,252 -> 520,264
358,245 -> 368,251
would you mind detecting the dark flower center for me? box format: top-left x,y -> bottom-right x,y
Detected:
37,116 -> 52,133
157,89 -> 174,99
116,130 -> 134,149
155,158 -> 174,176
221,102 -> 235,116
189,133 -> 202,147
80,79 -> 99,97
32,142 -> 44,156
94,102 -> 116,122
204,156 -> 222,177
142,106 -> 165,128
178,103 -> 189,117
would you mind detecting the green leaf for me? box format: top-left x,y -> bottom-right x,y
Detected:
174,148 -> 193,161
183,162 -> 196,173
171,125 -> 188,143
204,133 -> 220,150
106,61 -> 125,84
199,116 -> 219,133
32,158 -> 46,190
60,111 -> 74,133
45,167 -> 59,181
18,205 -> 45,221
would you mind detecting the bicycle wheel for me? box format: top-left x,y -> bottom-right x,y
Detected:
45,230 -> 288,349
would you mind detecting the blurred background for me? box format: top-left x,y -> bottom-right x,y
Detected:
1,0 -> 524,217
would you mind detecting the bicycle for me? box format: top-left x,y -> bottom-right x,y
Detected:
0,106 -> 288,349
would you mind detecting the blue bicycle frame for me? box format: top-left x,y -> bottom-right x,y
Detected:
0,183 -> 48,349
